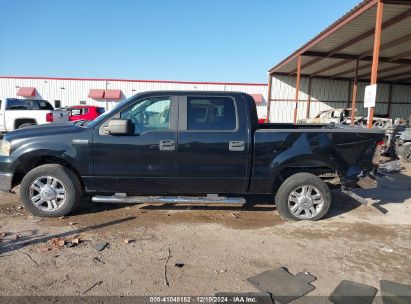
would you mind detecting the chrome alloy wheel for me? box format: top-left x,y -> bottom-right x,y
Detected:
287,185 -> 325,219
29,176 -> 67,211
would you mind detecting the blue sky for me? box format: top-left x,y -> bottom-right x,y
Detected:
0,0 -> 359,83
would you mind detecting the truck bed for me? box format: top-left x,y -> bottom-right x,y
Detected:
250,125 -> 385,193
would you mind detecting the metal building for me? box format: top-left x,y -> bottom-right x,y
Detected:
0,76 -> 268,119
266,0 -> 411,124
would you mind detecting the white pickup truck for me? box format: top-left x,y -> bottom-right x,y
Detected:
0,98 -> 54,132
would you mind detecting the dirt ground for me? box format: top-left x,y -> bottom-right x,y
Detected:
0,163 -> 410,299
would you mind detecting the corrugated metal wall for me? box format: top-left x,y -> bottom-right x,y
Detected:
3,76 -> 410,123
0,77 -> 268,118
269,75 -> 411,122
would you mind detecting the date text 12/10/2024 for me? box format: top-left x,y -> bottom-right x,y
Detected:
149,296 -> 263,303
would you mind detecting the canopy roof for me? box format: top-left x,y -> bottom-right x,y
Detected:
269,0 -> 411,85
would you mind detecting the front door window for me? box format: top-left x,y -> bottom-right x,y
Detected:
120,97 -> 171,134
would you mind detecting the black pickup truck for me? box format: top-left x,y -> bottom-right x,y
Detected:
0,91 -> 385,221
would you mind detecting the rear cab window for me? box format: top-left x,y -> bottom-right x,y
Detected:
36,100 -> 54,110
187,97 -> 237,131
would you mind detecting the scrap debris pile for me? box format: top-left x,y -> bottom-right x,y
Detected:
378,160 -> 402,173
42,236 -> 81,251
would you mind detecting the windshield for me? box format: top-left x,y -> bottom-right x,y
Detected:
86,95 -> 135,128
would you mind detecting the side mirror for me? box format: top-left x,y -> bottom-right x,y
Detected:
107,119 -> 132,135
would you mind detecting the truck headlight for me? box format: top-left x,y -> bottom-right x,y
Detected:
0,140 -> 11,156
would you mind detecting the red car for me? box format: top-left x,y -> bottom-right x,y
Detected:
69,106 -> 105,121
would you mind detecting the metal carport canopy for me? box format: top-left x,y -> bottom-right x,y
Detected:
267,0 -> 411,126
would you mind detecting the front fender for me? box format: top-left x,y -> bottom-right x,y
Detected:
11,148 -> 84,175
8,136 -> 92,177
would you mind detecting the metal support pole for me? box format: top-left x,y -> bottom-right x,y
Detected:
306,77 -> 312,118
350,60 -> 359,126
293,55 -> 302,123
265,73 -> 273,122
368,0 -> 384,128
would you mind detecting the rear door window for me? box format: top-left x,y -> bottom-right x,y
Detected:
187,97 -> 237,131
6,99 -> 28,110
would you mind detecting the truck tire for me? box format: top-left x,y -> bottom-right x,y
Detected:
275,173 -> 331,221
398,143 -> 411,163
20,164 -> 82,217
18,123 -> 36,129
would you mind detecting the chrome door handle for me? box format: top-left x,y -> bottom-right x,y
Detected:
229,140 -> 245,151
159,140 -> 175,151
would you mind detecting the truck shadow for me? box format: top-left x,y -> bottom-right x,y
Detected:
0,217 -> 135,255
326,191 -> 363,218
358,171 -> 411,202
73,168 -> 410,219
328,169 -> 411,217
137,192 -> 364,219
77,192 -> 362,220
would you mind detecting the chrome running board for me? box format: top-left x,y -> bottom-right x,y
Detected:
92,194 -> 246,205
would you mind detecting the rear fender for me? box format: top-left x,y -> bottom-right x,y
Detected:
271,157 -> 336,192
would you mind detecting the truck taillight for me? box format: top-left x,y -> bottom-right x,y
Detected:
46,113 -> 53,122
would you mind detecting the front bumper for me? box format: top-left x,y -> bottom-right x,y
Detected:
0,172 -> 13,192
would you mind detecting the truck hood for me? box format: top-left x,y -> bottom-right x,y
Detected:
4,122 -> 89,142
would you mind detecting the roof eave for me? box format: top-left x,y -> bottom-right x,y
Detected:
268,0 -> 378,74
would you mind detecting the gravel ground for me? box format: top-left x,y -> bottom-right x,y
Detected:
0,162 -> 410,299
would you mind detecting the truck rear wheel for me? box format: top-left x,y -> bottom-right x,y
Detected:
20,164 -> 82,217
275,173 -> 331,221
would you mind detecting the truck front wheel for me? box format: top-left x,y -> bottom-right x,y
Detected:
275,173 -> 331,221
20,164 -> 82,217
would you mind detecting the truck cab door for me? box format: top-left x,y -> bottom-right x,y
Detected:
92,95 -> 179,194
176,94 -> 251,194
